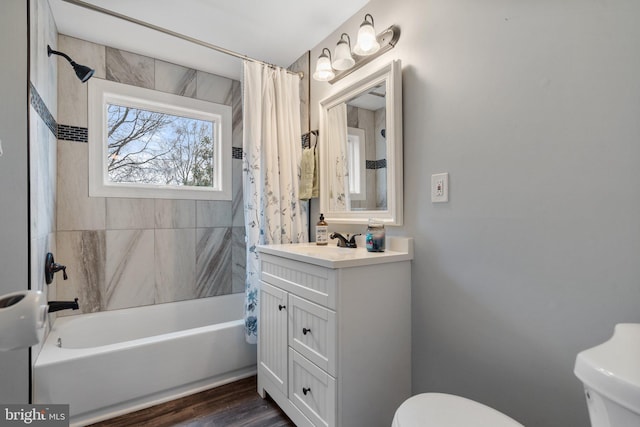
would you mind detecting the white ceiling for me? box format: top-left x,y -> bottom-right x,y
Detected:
49,0 -> 370,80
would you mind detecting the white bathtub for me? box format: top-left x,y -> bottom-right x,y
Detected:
34,293 -> 256,426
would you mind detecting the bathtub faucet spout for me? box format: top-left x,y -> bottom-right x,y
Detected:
48,298 -> 79,313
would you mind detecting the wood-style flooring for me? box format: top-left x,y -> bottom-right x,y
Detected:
89,376 -> 294,427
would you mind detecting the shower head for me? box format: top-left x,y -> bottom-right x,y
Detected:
47,45 -> 95,83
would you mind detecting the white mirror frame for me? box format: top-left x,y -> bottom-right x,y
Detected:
319,59 -> 403,225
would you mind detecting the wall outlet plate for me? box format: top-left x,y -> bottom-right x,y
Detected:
431,173 -> 449,203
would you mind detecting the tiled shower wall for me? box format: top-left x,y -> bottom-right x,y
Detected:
346,106 -> 387,210
29,0 -> 58,358
55,35 -> 246,315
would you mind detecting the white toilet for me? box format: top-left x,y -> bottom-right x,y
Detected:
574,323 -> 640,427
392,392 -> 523,427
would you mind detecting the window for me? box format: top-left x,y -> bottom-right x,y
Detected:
347,127 -> 366,200
88,79 -> 232,200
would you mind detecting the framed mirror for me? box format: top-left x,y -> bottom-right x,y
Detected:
319,60 -> 403,225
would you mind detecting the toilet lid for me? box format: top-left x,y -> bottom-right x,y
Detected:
392,393 -> 523,427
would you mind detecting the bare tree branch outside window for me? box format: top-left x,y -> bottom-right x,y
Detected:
107,104 -> 215,188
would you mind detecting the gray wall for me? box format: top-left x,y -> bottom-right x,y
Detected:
310,0 -> 640,425
0,0 -> 29,403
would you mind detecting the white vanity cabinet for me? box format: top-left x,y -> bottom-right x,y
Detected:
257,240 -> 413,427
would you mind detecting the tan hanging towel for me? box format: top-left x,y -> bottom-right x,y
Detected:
299,147 -> 315,200
311,146 -> 319,198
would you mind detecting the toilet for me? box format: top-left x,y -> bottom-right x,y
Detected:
574,323 -> 640,427
392,392 -> 523,427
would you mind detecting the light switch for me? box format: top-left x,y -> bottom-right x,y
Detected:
431,173 -> 449,203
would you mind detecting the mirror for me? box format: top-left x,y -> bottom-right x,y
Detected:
319,60 -> 403,225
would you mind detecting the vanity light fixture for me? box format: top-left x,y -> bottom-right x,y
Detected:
332,33 -> 355,71
47,45 -> 95,83
312,48 -> 335,82
312,14 -> 400,84
353,14 -> 380,56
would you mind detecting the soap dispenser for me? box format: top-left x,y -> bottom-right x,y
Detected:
316,213 -> 328,245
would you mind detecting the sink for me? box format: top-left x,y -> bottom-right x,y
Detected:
257,239 -> 413,269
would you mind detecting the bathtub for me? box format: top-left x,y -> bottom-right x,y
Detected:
33,293 -> 256,426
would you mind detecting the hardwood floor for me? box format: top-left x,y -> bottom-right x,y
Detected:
89,376 -> 294,427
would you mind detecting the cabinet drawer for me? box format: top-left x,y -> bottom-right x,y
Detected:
289,295 -> 336,376
289,348 -> 336,427
260,254 -> 337,309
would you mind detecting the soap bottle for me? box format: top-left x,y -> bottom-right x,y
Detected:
365,219 -> 385,252
316,214 -> 328,246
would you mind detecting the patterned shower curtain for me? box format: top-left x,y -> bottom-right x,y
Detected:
326,103 -> 350,211
242,61 -> 308,344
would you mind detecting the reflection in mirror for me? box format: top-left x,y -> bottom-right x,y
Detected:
319,60 -> 402,225
346,82 -> 387,211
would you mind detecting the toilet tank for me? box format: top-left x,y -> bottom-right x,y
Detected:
574,324 -> 640,427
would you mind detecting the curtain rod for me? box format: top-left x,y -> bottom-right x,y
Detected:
61,0 -> 303,78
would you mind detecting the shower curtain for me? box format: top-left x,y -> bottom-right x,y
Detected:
242,61 -> 308,344
326,103 -> 350,211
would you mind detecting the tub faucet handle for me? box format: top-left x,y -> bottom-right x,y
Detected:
45,252 -> 69,284
52,263 -> 68,280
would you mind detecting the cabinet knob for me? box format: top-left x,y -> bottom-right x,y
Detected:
302,327 -> 311,335
303,387 -> 311,395
278,304 -> 286,311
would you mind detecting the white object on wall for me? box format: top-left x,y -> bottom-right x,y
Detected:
431,172 -> 449,203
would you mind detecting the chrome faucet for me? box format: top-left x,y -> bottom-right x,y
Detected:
330,232 -> 360,248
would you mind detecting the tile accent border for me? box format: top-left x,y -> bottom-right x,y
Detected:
29,82 -> 57,137
58,124 -> 88,143
366,159 -> 387,170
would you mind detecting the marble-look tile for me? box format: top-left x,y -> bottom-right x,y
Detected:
155,60 -> 197,98
196,228 -> 232,297
155,229 -> 196,303
230,80 -> 243,148
30,0 -> 58,112
196,71 -> 234,105
57,140 -> 106,231
155,199 -> 196,229
196,200 -> 232,228
231,227 -> 246,294
58,35 -> 107,79
106,47 -> 154,89
56,231 -> 106,315
29,1 -> 57,239
232,159 -> 244,227
31,111 -> 57,238
30,234 -> 54,295
377,169 -> 387,209
58,35 -> 106,127
104,229 -> 155,310
288,50 -> 310,134
106,198 -> 155,230
43,119 -> 57,232
375,108 -> 386,160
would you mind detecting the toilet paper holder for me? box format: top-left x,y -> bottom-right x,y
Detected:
0,290 -> 48,351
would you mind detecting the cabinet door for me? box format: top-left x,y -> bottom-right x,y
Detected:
259,281 -> 289,396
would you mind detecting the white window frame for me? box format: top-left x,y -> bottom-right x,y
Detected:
88,78 -> 232,200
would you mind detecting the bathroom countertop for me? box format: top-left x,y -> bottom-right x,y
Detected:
257,237 -> 413,269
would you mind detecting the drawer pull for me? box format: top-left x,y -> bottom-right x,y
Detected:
278,304 -> 286,311
302,327 -> 311,335
302,387 -> 311,395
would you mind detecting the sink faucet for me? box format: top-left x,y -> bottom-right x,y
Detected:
48,298 -> 79,313
330,232 -> 360,248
